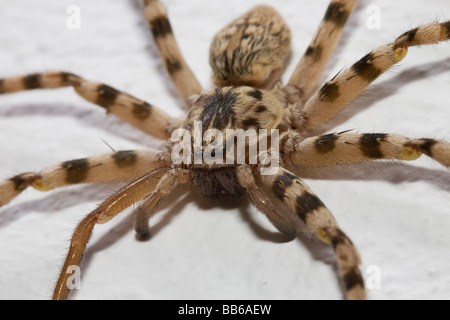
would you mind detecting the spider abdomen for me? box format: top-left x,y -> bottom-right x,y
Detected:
209,5 -> 291,89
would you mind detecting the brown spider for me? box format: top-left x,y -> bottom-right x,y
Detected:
0,0 -> 449,300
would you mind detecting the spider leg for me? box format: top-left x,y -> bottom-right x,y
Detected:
237,165 -> 365,300
52,167 -> 190,300
134,166 -> 190,237
0,72 -> 179,139
287,0 -> 359,101
285,132 -> 450,168
142,0 -> 202,103
236,165 -> 297,238
0,149 -> 165,207
292,21 -> 450,132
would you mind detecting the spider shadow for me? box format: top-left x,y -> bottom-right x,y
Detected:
0,101 -> 162,150
0,182 -> 124,230
238,197 -> 348,299
293,160 -> 450,193
239,198 -> 345,298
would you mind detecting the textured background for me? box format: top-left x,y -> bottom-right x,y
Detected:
0,0 -> 449,300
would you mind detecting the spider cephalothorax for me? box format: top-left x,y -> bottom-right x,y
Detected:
173,85 -> 287,199
0,0 -> 449,300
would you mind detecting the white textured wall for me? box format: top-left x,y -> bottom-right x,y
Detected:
0,0 -> 449,300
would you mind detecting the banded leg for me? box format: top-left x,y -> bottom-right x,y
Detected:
293,21 -> 450,131
285,132 -> 450,168
287,0 -> 358,100
52,167 -> 190,300
143,0 -> 202,102
0,72 -> 178,139
251,166 -> 365,300
0,149 -> 165,207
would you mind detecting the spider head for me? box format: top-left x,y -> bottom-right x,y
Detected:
169,86 -> 286,198
183,86 -> 285,160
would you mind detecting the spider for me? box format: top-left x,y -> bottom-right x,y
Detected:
0,0 -> 449,300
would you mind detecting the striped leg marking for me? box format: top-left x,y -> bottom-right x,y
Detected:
258,167 -> 366,300
294,21 -> 450,131
143,0 -> 202,102
288,0 -> 359,101
0,72 -> 177,139
52,167 -> 190,300
286,132 -> 450,168
0,150 -> 165,207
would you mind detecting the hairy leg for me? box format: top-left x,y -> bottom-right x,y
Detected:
52,167 -> 189,299
0,72 -> 179,139
292,21 -> 450,132
142,0 -> 202,103
239,165 -> 365,300
287,0 -> 359,101
0,149 -> 165,207
284,132 -> 450,168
